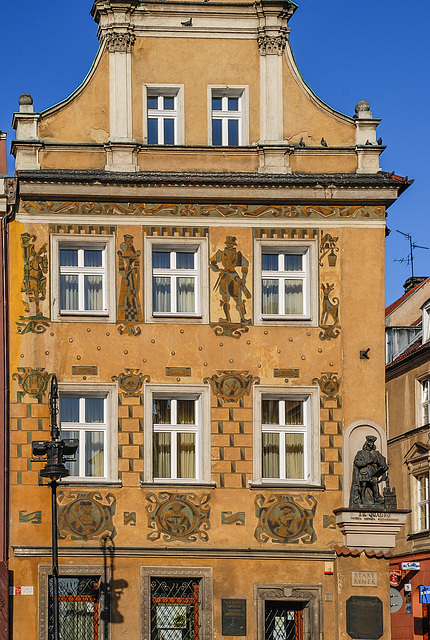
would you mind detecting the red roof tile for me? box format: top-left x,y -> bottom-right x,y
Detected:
385,279 -> 429,317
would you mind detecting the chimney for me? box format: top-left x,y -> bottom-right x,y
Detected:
404,276 -> 428,293
0,132 -> 6,175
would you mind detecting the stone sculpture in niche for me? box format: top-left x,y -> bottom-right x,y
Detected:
16,233 -> 50,334
254,494 -> 317,544
210,236 -> 251,338
349,435 -> 397,510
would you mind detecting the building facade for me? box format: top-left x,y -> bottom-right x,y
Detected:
8,1 -> 409,639
386,277 -> 430,640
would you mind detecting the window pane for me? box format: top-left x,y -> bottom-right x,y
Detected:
285,433 -> 304,479
212,119 -> 222,145
84,249 -> 102,267
59,249 -> 78,266
262,433 -> 279,478
177,433 -> 195,478
153,432 -> 171,478
153,399 -> 171,424
228,97 -> 238,111
61,430 -> 80,476
153,277 -> 171,312
285,279 -> 303,315
85,397 -> 104,423
177,399 -> 195,424
153,252 -> 170,269
177,277 -> 195,313
176,252 -> 194,269
60,275 -> 78,310
60,397 -> 79,423
85,431 -> 104,477
420,504 -> 427,530
285,400 -> 303,425
212,96 -> 222,110
228,119 -> 239,146
262,254 -> 278,271
163,96 -> 175,110
84,275 -> 103,311
262,400 -> 279,425
284,254 -> 302,271
148,118 -> 158,144
147,96 -> 158,109
164,118 -> 175,144
262,279 -> 279,314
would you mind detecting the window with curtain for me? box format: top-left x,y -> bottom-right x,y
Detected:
152,396 -> 200,480
422,378 -> 430,426
261,250 -> 308,317
147,91 -> 179,145
152,248 -> 199,315
261,397 -> 308,481
417,474 -> 430,531
59,245 -> 106,314
211,91 -> 243,146
60,394 -> 107,479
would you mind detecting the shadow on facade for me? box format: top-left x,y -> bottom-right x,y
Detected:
101,533 -> 128,631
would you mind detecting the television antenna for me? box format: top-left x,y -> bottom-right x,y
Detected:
394,230 -> 428,279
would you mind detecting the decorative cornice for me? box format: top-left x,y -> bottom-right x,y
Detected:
105,31 -> 135,52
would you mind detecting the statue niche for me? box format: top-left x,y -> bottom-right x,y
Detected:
349,435 -> 397,510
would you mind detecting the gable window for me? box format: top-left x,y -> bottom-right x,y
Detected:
208,86 -> 248,146
51,234 -> 115,322
143,384 -> 211,484
143,85 -> 184,145
253,386 -> 320,486
59,383 -> 118,482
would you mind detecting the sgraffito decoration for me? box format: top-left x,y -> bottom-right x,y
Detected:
312,372 -> 342,401
166,367 -> 191,377
117,234 -> 143,336
112,369 -> 150,397
319,232 -> 339,267
210,236 -> 251,338
22,201 -> 386,219
319,282 -> 340,341
323,514 -> 336,529
203,370 -> 259,404
124,511 -> 136,526
17,233 -> 50,334
13,367 -> 50,402
57,491 -> 116,541
221,511 -> 245,526
19,510 -> 41,524
254,494 -> 317,544
146,492 -> 210,542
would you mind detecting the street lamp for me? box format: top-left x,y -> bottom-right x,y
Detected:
32,375 -> 78,640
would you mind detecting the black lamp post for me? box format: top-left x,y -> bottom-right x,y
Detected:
32,375 -> 78,640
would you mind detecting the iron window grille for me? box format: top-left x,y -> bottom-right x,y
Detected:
265,601 -> 304,640
151,577 -> 200,640
48,575 -> 101,640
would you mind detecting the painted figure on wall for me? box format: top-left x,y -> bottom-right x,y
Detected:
16,233 -> 50,334
210,236 -> 251,326
350,435 -> 389,509
117,234 -> 143,335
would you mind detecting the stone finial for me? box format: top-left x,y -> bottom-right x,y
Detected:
19,94 -> 34,114
354,100 -> 372,119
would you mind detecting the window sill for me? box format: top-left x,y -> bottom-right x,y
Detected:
58,479 -> 122,487
141,481 -> 217,490
249,481 -> 326,491
408,530 -> 430,541
254,317 -> 316,327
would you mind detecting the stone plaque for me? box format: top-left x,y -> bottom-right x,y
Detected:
351,571 -> 377,587
71,365 -> 98,376
346,596 -> 383,639
274,368 -> 300,378
222,599 -> 246,636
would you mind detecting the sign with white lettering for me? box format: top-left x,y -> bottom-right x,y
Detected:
351,571 -> 377,587
401,562 -> 420,571
420,586 -> 430,604
9,586 -> 33,596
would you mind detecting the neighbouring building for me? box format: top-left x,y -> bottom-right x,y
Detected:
386,277 -> 430,639
8,1 -> 410,639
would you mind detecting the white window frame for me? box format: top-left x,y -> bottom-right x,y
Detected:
58,382 -> 118,484
422,377 -> 430,426
207,85 -> 249,146
416,473 -> 430,532
142,84 -> 184,145
422,299 -> 430,344
252,385 -> 320,486
143,384 -> 211,485
144,236 -> 209,324
51,234 -> 116,323
253,238 -> 318,326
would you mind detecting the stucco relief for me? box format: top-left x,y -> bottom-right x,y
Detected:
146,492 -> 211,542
105,32 -> 135,53
254,494 -> 317,544
57,491 -> 116,541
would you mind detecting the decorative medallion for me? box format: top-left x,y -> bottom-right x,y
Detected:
203,370 -> 260,403
19,510 -> 41,524
16,233 -> 50,334
146,492 -> 210,542
124,511 -> 136,526
312,372 -> 342,400
57,491 -> 116,541
323,514 -> 336,529
221,511 -> 245,526
13,367 -> 50,402
112,368 -> 149,397
210,236 -> 251,339
319,232 -> 339,267
319,283 -> 340,341
117,234 -> 143,336
254,494 -> 317,544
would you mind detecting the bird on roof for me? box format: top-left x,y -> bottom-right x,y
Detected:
365,140 -> 373,145
299,137 -> 305,147
377,137 -> 383,145
181,17 -> 192,26
321,137 -> 327,147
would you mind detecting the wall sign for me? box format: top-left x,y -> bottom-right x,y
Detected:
420,586 -> 430,604
346,596 -> 383,639
390,588 -> 403,613
222,599 -> 246,636
401,561 -> 420,570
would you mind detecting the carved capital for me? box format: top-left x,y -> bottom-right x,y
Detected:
257,31 -> 287,55
105,31 -> 135,52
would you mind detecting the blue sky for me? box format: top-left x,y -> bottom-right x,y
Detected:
1,0 -> 428,305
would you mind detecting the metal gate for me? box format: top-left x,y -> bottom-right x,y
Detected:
265,601 -> 304,640
151,577 -> 200,640
48,575 -> 101,640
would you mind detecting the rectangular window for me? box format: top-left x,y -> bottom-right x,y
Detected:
51,235 -> 115,322
423,379 -> 430,425
211,90 -> 244,146
49,575 -> 101,640
147,92 -> 179,144
144,384 -> 211,484
151,577 -> 200,640
265,601 -> 304,640
417,474 -> 430,531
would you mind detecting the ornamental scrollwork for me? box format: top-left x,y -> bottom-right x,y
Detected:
57,491 -> 116,541
257,34 -> 288,55
319,282 -> 340,341
112,368 -> 149,397
319,232 -> 339,267
146,492 -> 210,542
13,367 -> 51,402
312,372 -> 342,400
105,32 -> 135,53
16,233 -> 50,334
254,494 -> 317,544
203,370 -> 259,403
